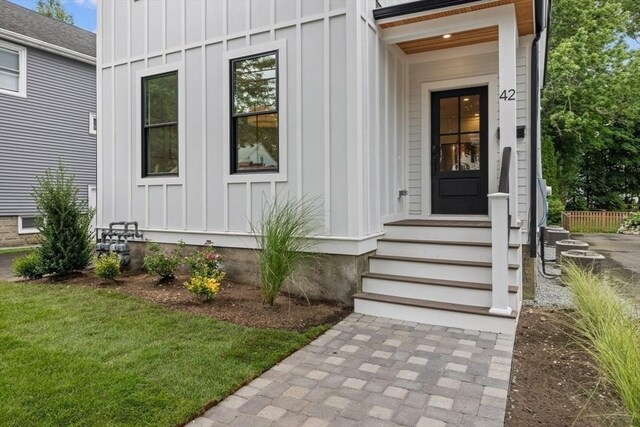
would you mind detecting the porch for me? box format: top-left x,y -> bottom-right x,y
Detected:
354,0 -> 537,334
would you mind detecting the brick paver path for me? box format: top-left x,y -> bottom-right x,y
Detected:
189,314 -> 514,427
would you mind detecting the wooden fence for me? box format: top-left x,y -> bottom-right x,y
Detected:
562,211 -> 631,233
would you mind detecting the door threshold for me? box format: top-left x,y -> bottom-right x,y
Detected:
425,214 -> 489,221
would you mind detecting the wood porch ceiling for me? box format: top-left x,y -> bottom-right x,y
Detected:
382,0 -> 534,54
397,25 -> 498,54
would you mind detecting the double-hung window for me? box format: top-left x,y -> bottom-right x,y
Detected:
0,41 -> 26,97
142,71 -> 179,177
231,51 -> 279,174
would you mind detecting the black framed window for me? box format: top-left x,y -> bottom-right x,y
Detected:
231,51 -> 279,174
142,72 -> 178,177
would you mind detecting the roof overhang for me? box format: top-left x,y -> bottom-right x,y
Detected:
373,0 -> 481,21
0,27 -> 96,65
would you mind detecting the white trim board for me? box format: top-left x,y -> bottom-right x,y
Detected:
420,74 -> 499,217
0,28 -> 95,65
0,39 -> 27,98
123,228 -> 383,256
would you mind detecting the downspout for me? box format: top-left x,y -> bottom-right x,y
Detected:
528,0 -> 548,257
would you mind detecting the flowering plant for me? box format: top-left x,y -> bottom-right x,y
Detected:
618,212 -> 640,235
184,275 -> 220,301
186,240 -> 225,279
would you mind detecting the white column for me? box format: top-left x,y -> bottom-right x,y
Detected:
489,192 -> 512,316
498,8 -> 519,225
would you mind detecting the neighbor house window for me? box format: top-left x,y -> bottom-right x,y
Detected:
231,51 -> 279,174
142,71 -> 178,176
18,216 -> 38,234
0,41 -> 26,97
89,112 -> 97,135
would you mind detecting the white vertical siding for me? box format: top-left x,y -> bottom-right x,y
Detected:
98,0 -> 362,251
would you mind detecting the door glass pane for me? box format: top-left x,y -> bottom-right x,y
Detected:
439,97 -> 458,134
460,133 -> 480,170
440,135 -> 458,171
460,95 -> 480,133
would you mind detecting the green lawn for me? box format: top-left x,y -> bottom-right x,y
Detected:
0,282 -> 326,427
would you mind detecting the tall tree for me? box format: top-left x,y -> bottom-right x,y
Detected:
36,0 -> 74,25
542,0 -> 640,209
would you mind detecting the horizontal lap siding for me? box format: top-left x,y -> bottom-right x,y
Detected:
99,0 -> 353,237
0,45 -> 96,216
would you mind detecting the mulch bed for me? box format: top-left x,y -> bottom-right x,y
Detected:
28,271 -> 351,332
506,309 -> 627,426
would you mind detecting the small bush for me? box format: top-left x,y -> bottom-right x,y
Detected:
547,196 -> 565,225
618,212 -> 640,235
143,240 -> 184,281
12,251 -> 44,279
186,241 -> 225,280
563,264 -> 640,425
184,275 -> 221,302
94,252 -> 121,280
33,163 -> 95,276
251,196 -> 320,306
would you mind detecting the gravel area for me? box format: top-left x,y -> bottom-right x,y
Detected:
523,245 -> 574,308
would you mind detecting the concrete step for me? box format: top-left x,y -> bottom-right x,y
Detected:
362,272 -> 519,308
376,238 -> 520,264
368,255 -> 519,285
353,292 -> 518,335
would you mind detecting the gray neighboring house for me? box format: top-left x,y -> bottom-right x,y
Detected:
0,0 -> 96,247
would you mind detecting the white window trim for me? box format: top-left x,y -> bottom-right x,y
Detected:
0,39 -> 27,98
223,40 -> 288,184
18,216 -> 38,235
89,112 -> 97,135
134,63 -> 185,186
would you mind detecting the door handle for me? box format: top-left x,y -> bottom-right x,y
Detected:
431,145 -> 437,175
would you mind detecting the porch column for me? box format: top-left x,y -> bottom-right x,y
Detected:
498,7 -> 519,225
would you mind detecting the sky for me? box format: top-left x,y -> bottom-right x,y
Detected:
9,0 -> 96,33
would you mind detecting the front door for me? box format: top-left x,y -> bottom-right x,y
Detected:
431,87 -> 488,214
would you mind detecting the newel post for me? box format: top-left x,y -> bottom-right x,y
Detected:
488,192 -> 512,316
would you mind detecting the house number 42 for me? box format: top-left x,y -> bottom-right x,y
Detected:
499,89 -> 516,101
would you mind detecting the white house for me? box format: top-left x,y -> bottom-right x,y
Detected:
97,0 -> 550,334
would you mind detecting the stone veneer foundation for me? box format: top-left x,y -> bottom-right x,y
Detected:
0,216 -> 38,248
128,241 -> 372,306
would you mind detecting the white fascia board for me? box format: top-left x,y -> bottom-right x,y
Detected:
0,28 -> 96,65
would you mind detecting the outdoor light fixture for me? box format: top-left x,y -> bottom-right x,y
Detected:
442,34 -> 452,39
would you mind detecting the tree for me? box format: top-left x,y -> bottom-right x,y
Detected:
36,0 -> 74,25
542,0 -> 640,209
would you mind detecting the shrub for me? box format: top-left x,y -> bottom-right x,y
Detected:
251,196 -> 320,306
618,212 -> 640,235
184,275 -> 220,302
143,240 -> 184,281
563,263 -> 640,425
94,252 -> 121,280
186,241 -> 225,280
32,163 -> 94,276
547,196 -> 565,225
12,251 -> 44,279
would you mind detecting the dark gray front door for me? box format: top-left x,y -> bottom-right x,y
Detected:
431,87 -> 488,214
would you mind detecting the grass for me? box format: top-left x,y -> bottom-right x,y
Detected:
563,264 -> 640,426
0,246 -> 35,255
0,282 -> 327,427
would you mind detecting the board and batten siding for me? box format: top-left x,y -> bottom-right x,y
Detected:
98,0 -> 383,253
406,40 -> 531,234
0,43 -> 96,216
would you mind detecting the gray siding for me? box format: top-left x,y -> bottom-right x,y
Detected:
0,42 -> 96,216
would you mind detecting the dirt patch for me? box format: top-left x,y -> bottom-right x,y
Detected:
27,271 -> 351,332
506,309 -> 627,426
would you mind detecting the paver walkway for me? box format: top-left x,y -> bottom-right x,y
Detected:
189,314 -> 514,427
